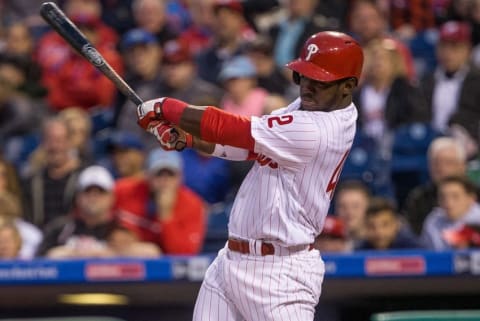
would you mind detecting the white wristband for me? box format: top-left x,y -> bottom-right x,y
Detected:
212,144 -> 249,161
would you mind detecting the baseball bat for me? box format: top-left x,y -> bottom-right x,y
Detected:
39,1 -> 143,106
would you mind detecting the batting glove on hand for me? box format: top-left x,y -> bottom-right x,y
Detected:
137,97 -> 188,130
137,98 -> 166,130
149,121 -> 193,151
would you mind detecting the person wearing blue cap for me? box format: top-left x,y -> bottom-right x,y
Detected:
219,55 -> 269,117
114,148 -> 206,254
115,28 -> 167,152
107,131 -> 146,179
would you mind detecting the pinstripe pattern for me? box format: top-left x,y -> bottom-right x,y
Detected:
194,247 -> 324,321
229,101 -> 357,246
194,99 -> 357,320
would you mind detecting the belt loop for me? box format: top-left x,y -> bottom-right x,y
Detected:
248,240 -> 256,255
255,241 -> 263,255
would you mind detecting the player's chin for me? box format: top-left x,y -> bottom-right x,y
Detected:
300,97 -> 318,110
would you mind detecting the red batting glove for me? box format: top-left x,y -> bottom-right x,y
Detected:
149,121 -> 193,151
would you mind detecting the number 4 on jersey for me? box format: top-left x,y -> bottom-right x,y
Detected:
326,150 -> 350,199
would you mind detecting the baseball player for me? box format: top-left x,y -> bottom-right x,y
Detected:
136,31 -> 364,320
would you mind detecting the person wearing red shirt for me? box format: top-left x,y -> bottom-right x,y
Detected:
37,14 -> 122,111
114,148 -> 206,254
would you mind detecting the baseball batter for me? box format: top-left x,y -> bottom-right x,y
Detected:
136,31 -> 364,320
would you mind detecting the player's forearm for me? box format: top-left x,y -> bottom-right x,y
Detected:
161,100 -> 256,150
192,136 -> 216,154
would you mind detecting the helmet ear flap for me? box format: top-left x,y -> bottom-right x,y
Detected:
292,71 -> 301,85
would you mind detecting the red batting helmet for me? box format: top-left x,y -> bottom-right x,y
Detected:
286,31 -> 364,83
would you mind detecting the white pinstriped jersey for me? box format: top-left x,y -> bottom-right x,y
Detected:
228,98 -> 358,247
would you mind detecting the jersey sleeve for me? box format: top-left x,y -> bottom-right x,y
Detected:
251,111 -> 321,170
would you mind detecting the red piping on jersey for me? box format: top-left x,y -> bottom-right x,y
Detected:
200,106 -> 255,150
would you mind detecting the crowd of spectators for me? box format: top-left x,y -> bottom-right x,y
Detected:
1,0 -> 480,260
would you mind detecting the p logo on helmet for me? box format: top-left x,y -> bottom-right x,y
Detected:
285,31 -> 364,83
306,44 -> 319,61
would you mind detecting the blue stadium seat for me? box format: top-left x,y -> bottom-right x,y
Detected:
2,134 -> 41,172
341,131 -> 393,197
391,122 -> 441,176
390,122 -> 442,207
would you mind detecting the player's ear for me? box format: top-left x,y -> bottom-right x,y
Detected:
341,78 -> 357,96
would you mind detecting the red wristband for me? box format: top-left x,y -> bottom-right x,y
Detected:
161,98 -> 188,125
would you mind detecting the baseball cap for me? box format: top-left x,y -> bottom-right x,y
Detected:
107,131 -> 144,151
121,28 -> 158,51
146,148 -> 183,174
77,165 -> 115,192
213,0 -> 243,14
321,216 -> 346,239
439,21 -> 471,44
443,224 -> 480,247
163,39 -> 192,64
218,56 -> 256,82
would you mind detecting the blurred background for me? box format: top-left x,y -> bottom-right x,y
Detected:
1,0 -> 480,320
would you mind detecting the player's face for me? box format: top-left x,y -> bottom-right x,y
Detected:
299,76 -> 355,111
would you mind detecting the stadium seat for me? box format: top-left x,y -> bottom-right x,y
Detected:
341,131 -> 393,197
2,134 -> 41,173
390,122 -> 442,207
371,310 -> 480,321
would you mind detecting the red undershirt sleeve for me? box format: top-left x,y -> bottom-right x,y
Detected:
199,106 -> 256,150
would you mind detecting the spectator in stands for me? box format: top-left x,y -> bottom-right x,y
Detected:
421,175 -> 480,250
115,28 -> 164,151
195,0 -> 254,85
355,38 -> 429,146
262,94 -> 288,115
334,180 -> 370,248
244,35 -> 291,97
423,21 -> 480,155
106,224 -> 161,258
348,0 -> 416,81
132,0 -> 178,45
218,55 -> 269,117
471,0 -> 480,67
4,23 -> 46,99
0,156 -> 23,201
0,192 -> 42,259
180,0 -> 216,55
36,0 -> 120,110
115,148 -> 206,254
39,165 -> 118,258
40,13 -> 124,111
0,54 -> 45,145
403,137 -> 471,235
162,38 -> 222,106
388,0 -> 436,42
313,216 -> 352,253
268,0 -> 330,68
357,197 -> 420,250
106,131 -> 146,179
0,223 -> 22,260
58,107 -> 94,166
23,117 -> 83,228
